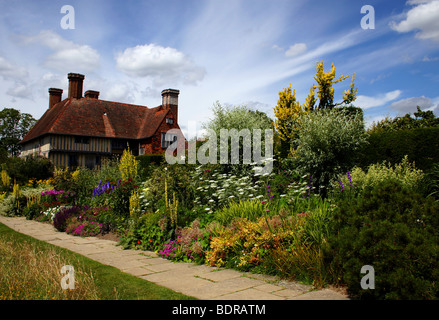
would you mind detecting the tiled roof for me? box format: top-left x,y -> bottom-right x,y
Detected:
20,98 -> 170,143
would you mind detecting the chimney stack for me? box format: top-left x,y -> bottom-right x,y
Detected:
161,89 -> 180,123
48,88 -> 63,109
85,90 -> 100,99
68,73 -> 85,99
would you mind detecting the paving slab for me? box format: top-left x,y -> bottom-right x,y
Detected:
198,269 -> 243,282
0,216 -> 349,300
213,288 -> 283,300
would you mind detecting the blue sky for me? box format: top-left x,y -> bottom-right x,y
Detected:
0,0 -> 438,138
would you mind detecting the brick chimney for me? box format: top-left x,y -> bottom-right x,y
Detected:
161,89 -> 180,123
85,90 -> 100,99
48,88 -> 63,109
68,73 -> 85,99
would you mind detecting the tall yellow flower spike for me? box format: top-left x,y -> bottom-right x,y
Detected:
314,61 -> 349,110
342,73 -> 358,104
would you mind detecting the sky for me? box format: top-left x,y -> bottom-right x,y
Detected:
0,0 -> 438,139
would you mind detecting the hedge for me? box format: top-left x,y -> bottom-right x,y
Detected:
358,127 -> 439,171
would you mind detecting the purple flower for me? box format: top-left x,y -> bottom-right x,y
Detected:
347,171 -> 354,187
338,179 -> 345,192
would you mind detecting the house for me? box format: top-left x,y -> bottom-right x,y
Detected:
19,73 -> 186,169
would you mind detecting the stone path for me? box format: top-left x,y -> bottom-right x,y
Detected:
0,216 -> 349,300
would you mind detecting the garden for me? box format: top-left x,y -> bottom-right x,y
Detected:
1,62 -> 439,300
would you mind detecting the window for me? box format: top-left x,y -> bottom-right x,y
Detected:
161,132 -> 177,148
74,136 -> 90,144
166,117 -> 174,125
111,139 -> 127,149
68,154 -> 78,167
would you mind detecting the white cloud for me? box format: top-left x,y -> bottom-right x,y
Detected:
6,82 -> 33,99
390,0 -> 439,42
115,44 -> 205,86
19,30 -> 100,72
388,96 -> 434,113
102,82 -> 137,104
0,55 -> 28,80
356,90 -> 402,109
285,43 -> 307,57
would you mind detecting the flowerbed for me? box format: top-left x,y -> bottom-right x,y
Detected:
2,147 -> 438,300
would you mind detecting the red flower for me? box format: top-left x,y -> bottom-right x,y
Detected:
137,240 -> 141,244
149,239 -> 153,243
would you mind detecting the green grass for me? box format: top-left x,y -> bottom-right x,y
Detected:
0,222 -> 196,300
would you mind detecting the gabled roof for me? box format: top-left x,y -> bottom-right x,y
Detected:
20,97 -> 171,144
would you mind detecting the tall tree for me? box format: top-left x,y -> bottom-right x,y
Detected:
0,108 -> 36,157
273,84 -> 310,158
202,102 -> 273,173
310,60 -> 357,110
273,61 -> 358,158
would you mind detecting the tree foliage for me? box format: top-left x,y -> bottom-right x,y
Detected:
202,102 -> 273,172
0,107 -> 36,158
273,84 -> 310,157
293,108 -> 368,194
312,61 -> 357,110
368,106 -> 439,133
273,61 -> 357,158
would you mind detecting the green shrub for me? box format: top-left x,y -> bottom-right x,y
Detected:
425,163 -> 439,201
214,199 -> 267,226
108,178 -> 139,219
119,210 -> 167,251
143,164 -> 195,213
136,154 -> 165,180
293,108 -> 368,195
328,180 -> 439,299
358,127 -> 439,172
4,156 -> 53,185
332,155 -> 425,198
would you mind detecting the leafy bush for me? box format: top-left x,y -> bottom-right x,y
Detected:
53,206 -> 81,232
332,155 -> 425,198
425,163 -> 439,201
3,156 -> 53,185
71,221 -> 103,237
143,164 -> 195,213
136,154 -> 165,180
328,180 -> 439,299
163,219 -> 211,263
293,108 -> 368,195
205,217 -> 286,272
214,199 -> 267,226
368,106 -> 439,134
119,210 -> 167,251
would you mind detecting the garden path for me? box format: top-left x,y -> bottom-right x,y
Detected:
0,216 -> 349,300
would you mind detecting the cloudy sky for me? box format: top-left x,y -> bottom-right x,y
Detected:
0,0 -> 438,138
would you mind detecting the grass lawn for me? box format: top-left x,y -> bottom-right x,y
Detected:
0,222 -> 197,300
